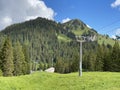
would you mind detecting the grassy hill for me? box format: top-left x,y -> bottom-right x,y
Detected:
0,72 -> 120,90
97,35 -> 119,46
60,19 -> 120,45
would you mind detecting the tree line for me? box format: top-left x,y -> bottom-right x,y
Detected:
0,17 -> 119,76
0,38 -> 30,76
55,41 -> 120,73
0,37 -> 119,76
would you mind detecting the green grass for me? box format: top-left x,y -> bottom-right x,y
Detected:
72,29 -> 84,35
97,35 -> 120,46
57,34 -> 71,42
0,72 -> 120,90
71,27 -> 89,36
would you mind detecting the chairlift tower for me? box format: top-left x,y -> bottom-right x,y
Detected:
76,36 -> 86,76
76,35 -> 96,76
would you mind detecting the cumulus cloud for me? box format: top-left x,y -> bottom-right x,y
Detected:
115,28 -> 120,35
0,0 -> 55,30
111,28 -> 120,39
62,18 -> 71,23
1,16 -> 13,29
111,0 -> 120,8
86,24 -> 92,29
111,35 -> 116,39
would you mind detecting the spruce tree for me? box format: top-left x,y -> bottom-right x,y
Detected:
95,45 -> 104,71
71,55 -> 79,72
55,57 -> 64,73
13,41 -> 25,76
111,41 -> 120,72
103,44 -> 112,71
0,38 -> 14,76
22,44 -> 30,74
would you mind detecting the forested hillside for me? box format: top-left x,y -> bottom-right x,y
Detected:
0,17 -> 120,76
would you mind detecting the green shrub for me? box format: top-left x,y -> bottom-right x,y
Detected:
0,69 -> 3,76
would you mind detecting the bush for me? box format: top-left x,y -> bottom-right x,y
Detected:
0,69 -> 3,76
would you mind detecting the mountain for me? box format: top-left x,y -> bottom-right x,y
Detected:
0,17 -> 119,73
1,17 -> 99,46
1,17 -> 111,43
63,19 -> 97,35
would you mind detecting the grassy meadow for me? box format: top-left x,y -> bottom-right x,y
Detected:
0,72 -> 120,90
57,34 -> 72,42
98,35 -> 117,46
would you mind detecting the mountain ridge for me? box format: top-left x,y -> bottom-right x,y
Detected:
1,17 -> 119,45
0,17 -> 119,73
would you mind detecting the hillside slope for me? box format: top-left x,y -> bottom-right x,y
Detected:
0,17 -> 99,65
1,17 -> 118,45
63,19 -> 97,36
0,17 -> 119,73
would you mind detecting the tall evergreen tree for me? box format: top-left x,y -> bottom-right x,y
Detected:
95,45 -> 104,71
111,41 -> 120,72
22,44 -> 30,74
71,54 -> 79,72
103,44 -> 112,71
55,57 -> 65,73
103,50 -> 112,71
0,38 -> 14,76
13,41 -> 26,76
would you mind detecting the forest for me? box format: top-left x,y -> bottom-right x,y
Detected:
0,17 -> 120,76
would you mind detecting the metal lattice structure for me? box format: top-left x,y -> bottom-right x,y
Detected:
76,35 -> 96,76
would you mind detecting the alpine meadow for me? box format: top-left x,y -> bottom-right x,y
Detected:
0,17 -> 120,90
0,0 -> 120,89
0,72 -> 120,90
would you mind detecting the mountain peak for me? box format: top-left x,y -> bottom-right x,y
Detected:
63,19 -> 87,28
64,19 -> 83,24
62,18 -> 88,31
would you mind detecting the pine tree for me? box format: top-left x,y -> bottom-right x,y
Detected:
95,45 -> 104,71
22,44 -> 30,74
55,57 -> 64,73
88,52 -> 96,71
13,41 -> 25,76
103,44 -> 112,71
71,55 -> 79,72
0,38 -> 14,76
111,41 -> 120,72
0,49 -> 2,70
103,51 -> 110,71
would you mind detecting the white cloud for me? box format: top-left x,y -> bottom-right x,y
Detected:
0,0 -> 55,30
25,16 -> 39,21
111,28 -> 120,39
111,0 -> 120,8
1,16 -> 12,28
115,28 -> 120,35
86,24 -> 92,29
62,18 -> 71,23
111,35 -> 116,39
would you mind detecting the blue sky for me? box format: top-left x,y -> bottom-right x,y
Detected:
0,0 -> 120,38
44,0 -> 120,38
